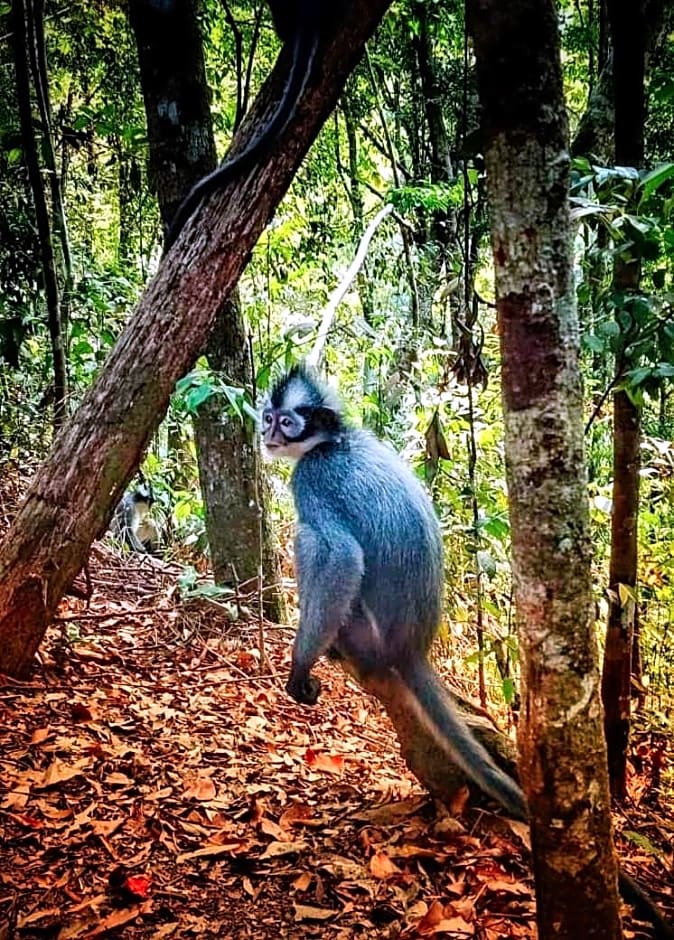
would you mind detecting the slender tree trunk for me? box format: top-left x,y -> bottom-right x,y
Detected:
192,293 -> 286,621
0,0 -> 392,679
11,0 -> 68,430
129,0 -> 284,619
601,0 -> 646,801
117,142 -> 137,265
28,0 -> 73,344
467,0 -> 623,936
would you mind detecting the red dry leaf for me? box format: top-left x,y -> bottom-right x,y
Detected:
279,803 -> 314,827
304,748 -> 344,775
123,876 -> 151,900
9,813 -> 43,829
413,899 -> 473,936
71,702 -> 93,722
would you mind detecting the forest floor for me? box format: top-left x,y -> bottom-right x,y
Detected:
0,498 -> 673,938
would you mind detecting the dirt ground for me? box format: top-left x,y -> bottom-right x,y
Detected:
0,543 -> 672,939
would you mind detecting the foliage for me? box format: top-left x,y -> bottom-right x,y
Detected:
2,0 -> 674,716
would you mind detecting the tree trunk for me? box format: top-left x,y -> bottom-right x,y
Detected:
467,0 -> 623,937
129,0 -> 284,619
28,0 -> 73,345
0,0 -> 392,679
603,388 -> 640,799
11,0 -> 68,430
193,291 -> 286,621
601,0 -> 646,802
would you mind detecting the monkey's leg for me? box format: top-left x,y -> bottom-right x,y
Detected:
288,522 -> 364,705
334,600 -> 387,674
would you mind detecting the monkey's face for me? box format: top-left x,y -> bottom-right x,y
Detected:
259,366 -> 345,461
260,406 -> 317,460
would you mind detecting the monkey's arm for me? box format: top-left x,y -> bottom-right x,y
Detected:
287,520 -> 364,705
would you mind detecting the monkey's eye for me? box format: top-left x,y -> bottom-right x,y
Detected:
263,413 -> 273,425
280,417 -> 293,430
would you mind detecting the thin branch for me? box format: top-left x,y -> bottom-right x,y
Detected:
306,203 -> 393,368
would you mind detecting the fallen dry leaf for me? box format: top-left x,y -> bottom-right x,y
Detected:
37,758 -> 90,788
260,840 -> 307,858
293,904 -> 337,922
304,747 -> 345,775
369,850 -> 401,880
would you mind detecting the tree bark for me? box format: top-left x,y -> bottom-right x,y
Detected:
193,291 -> 286,621
0,0 -> 392,679
601,0 -> 646,802
129,0 -> 284,619
603,389 -> 640,800
28,0 -> 73,343
129,0 -> 218,234
467,0 -> 623,937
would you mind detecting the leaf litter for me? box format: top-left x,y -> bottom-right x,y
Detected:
0,543 -> 670,939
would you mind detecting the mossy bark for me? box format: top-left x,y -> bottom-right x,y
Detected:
468,0 -> 623,936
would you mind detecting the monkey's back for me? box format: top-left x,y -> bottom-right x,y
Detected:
291,429 -> 443,654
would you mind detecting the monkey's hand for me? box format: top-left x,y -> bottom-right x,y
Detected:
286,672 -> 321,705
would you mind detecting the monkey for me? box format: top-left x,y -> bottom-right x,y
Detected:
261,364 -> 674,939
110,481 -> 161,555
164,1 -> 329,251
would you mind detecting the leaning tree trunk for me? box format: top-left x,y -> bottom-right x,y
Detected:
468,0 -> 623,937
129,0 -> 284,620
0,0 -> 521,814
0,0 -> 393,679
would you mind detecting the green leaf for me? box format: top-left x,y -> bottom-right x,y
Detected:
598,320 -> 620,338
501,677 -> 516,706
583,334 -> 606,353
639,162 -> 674,201
185,383 -> 216,412
71,340 -> 94,356
622,831 -> 661,855
617,583 -> 636,606
175,371 -> 198,395
625,366 -> 652,387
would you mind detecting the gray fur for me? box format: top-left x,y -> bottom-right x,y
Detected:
110,485 -> 159,555
291,429 -> 443,666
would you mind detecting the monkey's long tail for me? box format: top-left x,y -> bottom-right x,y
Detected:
400,660 -> 674,938
398,659 -> 527,819
164,27 -> 319,250
618,871 -> 674,940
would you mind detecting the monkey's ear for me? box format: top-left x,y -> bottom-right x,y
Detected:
314,406 -> 342,433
